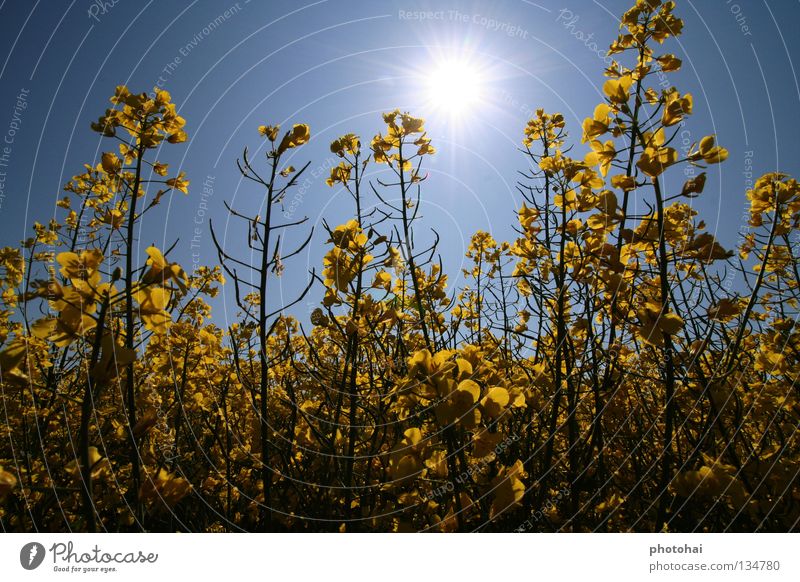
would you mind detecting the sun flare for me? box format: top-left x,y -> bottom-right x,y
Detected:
425,58 -> 484,117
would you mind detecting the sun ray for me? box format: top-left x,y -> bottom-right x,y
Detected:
425,57 -> 485,118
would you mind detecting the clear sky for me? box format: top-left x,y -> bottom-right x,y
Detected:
0,0 -> 798,322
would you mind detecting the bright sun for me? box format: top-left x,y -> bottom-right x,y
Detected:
425,59 -> 484,117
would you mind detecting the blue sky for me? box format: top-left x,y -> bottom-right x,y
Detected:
0,0 -> 798,322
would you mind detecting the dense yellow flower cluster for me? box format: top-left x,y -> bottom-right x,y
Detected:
0,0 -> 798,533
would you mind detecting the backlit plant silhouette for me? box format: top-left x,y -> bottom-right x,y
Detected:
1,0 -> 798,532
